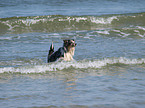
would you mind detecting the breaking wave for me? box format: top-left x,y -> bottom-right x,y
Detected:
0,12 -> 145,37
0,57 -> 145,74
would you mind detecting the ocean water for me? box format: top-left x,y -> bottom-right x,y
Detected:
0,0 -> 145,108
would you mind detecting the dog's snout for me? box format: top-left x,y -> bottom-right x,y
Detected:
72,43 -> 77,47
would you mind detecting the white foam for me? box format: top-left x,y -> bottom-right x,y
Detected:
0,36 -> 12,40
119,32 -> 130,37
95,30 -> 110,35
138,33 -> 145,38
0,57 -> 144,74
75,17 -> 88,22
113,30 -> 121,32
56,16 -> 88,22
21,19 -> 46,26
90,16 -> 117,24
137,26 -> 145,31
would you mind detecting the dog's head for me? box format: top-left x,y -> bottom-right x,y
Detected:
63,39 -> 77,51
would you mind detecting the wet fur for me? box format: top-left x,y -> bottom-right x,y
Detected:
47,40 -> 76,63
64,47 -> 75,61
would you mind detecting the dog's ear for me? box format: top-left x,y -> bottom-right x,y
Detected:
63,40 -> 68,43
72,39 -> 75,42
72,39 -> 75,41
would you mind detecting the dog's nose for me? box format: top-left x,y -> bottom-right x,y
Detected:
73,43 -> 77,47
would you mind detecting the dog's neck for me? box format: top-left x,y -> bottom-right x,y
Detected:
63,46 -> 75,61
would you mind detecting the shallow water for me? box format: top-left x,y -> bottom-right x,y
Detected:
0,0 -> 145,108
1,64 -> 145,108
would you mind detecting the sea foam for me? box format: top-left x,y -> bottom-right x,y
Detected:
0,57 -> 144,74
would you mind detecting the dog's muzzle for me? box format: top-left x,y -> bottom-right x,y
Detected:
72,43 -> 77,47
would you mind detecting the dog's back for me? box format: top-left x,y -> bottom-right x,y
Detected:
47,45 -> 66,63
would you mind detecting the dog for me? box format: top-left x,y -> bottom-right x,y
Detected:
47,39 -> 77,63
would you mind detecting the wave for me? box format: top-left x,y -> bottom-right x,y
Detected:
0,12 -> 145,36
0,57 -> 145,74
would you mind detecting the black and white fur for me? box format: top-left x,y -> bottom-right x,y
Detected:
47,39 -> 77,63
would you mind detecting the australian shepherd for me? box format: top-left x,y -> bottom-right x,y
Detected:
47,39 -> 77,63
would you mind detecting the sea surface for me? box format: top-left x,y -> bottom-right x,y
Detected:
0,0 -> 145,108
